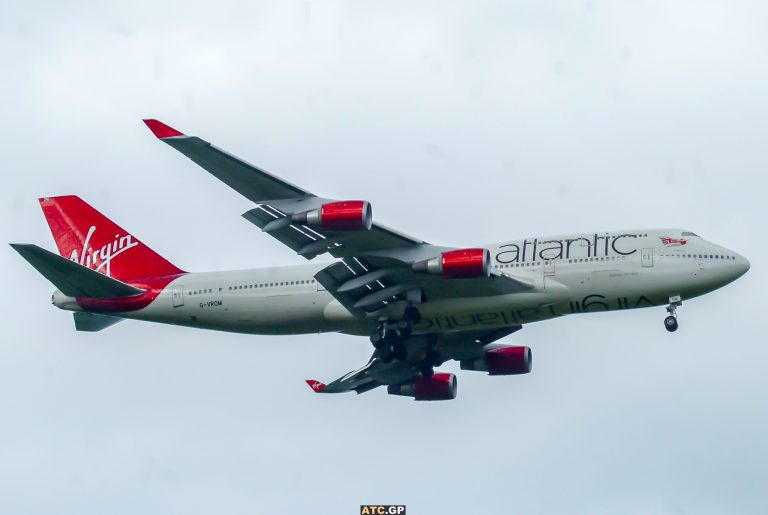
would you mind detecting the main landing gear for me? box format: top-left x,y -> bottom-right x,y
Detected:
418,349 -> 442,379
370,304 -> 422,363
664,295 -> 682,332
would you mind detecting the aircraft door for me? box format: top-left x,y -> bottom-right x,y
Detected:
544,259 -> 555,276
172,285 -> 184,307
641,248 -> 654,268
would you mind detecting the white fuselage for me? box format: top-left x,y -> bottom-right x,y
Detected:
54,228 -> 750,336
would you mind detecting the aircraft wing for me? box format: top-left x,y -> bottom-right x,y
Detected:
144,119 -> 540,317
313,255 -> 535,318
306,327 -> 521,396
143,119 -> 425,259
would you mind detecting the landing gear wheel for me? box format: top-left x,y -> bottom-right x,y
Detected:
370,312 -> 417,363
404,305 -> 422,324
663,295 -> 682,333
395,319 -> 412,338
664,316 -> 678,332
383,324 -> 399,344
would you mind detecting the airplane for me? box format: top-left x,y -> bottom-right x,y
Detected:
11,119 -> 751,401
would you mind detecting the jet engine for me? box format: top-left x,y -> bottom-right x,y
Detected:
292,201 -> 372,231
387,372 -> 458,401
412,248 -> 490,278
460,346 -> 532,375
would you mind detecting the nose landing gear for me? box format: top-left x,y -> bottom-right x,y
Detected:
664,296 -> 682,332
664,315 -> 678,332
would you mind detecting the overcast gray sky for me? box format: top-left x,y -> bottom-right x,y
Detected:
2,1 -> 767,514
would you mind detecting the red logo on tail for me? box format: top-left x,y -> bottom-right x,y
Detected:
38,195 -> 184,281
305,380 -> 326,393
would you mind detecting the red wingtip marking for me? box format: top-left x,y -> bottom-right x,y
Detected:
142,119 -> 184,138
306,380 -> 326,393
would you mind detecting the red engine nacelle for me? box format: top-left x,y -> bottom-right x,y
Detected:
412,248 -> 490,278
292,201 -> 372,231
460,346 -> 532,375
387,372 -> 458,401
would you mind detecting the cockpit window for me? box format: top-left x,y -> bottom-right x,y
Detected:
681,231 -> 699,237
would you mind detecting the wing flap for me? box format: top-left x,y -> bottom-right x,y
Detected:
242,205 -> 332,258
313,261 -> 371,318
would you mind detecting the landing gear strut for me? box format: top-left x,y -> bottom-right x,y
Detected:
370,303 -> 422,363
664,296 -> 682,332
404,304 -> 422,324
418,349 -> 442,378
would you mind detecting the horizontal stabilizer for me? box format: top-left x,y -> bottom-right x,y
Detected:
73,312 -> 124,332
10,244 -> 145,298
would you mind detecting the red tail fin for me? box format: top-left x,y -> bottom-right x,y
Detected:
38,195 -> 184,281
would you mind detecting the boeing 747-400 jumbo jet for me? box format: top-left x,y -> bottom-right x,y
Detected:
12,120 -> 751,400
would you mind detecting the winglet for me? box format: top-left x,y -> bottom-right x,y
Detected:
142,119 -> 185,139
305,379 -> 326,393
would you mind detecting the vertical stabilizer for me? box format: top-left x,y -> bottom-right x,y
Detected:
38,196 -> 183,280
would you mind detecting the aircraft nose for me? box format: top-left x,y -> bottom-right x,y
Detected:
738,254 -> 751,276
727,252 -> 751,281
